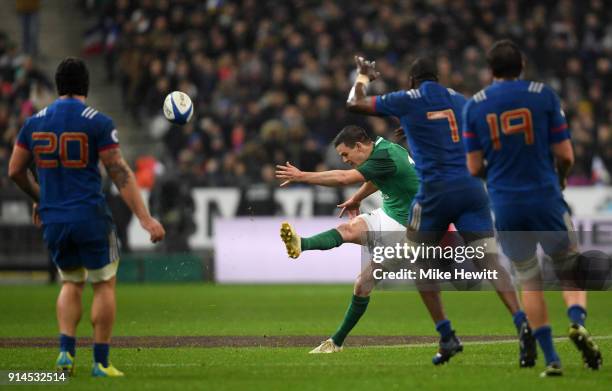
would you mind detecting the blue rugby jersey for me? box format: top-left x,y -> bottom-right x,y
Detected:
16,98 -> 119,223
374,81 -> 471,183
461,80 -> 570,204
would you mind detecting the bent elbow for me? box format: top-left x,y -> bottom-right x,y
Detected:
466,163 -> 481,177
7,165 -> 19,181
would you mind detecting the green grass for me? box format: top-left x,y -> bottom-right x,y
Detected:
0,284 -> 611,390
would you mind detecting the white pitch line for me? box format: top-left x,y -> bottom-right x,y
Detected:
362,335 -> 612,349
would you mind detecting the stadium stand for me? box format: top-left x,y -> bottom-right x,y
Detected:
85,0 -> 611,187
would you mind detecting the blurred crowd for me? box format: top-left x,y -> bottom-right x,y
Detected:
0,30 -> 54,191
1,0 -> 612,194
93,0 -> 612,188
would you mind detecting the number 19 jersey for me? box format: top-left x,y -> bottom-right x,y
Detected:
461,80 -> 570,205
16,98 -> 119,223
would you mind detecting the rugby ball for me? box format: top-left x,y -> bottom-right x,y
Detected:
163,91 -> 194,125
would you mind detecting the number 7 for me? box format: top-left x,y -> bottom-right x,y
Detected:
427,109 -> 459,142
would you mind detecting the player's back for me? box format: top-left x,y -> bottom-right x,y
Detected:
375,81 -> 471,183
17,98 -> 118,223
463,80 -> 567,205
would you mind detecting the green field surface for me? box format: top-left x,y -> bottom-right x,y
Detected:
0,284 -> 611,390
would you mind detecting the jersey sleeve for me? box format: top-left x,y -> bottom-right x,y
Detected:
374,91 -> 409,117
461,100 -> 482,152
97,117 -> 120,152
15,119 -> 32,151
546,87 -> 570,144
356,149 -> 397,181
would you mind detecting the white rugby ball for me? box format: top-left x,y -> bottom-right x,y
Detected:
163,91 -> 194,125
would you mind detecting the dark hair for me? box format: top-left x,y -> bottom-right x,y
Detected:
55,57 -> 89,96
333,125 -> 373,148
409,57 -> 438,84
486,40 -> 523,78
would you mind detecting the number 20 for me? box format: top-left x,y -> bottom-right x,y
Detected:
486,108 -> 534,150
32,132 -> 89,168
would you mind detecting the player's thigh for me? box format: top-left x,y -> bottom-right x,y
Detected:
407,194 -> 451,245
493,204 -> 538,262
72,218 -> 121,283
454,185 -> 494,237
43,223 -> 87,282
359,209 -> 406,247
535,199 -> 576,257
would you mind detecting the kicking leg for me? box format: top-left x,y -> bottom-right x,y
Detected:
281,217 -> 367,258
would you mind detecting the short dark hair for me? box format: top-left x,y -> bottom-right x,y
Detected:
486,40 -> 523,78
55,57 -> 89,96
409,57 -> 438,84
333,125 -> 373,148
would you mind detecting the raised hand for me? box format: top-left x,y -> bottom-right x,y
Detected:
355,55 -> 380,81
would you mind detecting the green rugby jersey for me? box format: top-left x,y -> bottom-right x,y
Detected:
356,137 -> 419,226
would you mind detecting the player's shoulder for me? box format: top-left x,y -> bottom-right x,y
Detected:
26,105 -> 50,123
79,105 -> 112,124
370,137 -> 393,155
21,106 -> 49,132
382,88 -> 422,101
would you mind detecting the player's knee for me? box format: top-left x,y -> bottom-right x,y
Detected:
336,222 -> 359,243
63,280 -> 85,294
550,250 -> 580,283
353,279 -> 372,297
513,256 -> 540,284
468,237 -> 498,255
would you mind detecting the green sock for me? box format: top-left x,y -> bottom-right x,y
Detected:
331,295 -> 370,346
300,229 -> 343,251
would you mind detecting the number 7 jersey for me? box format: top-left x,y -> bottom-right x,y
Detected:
16,98 -> 119,223
374,81 -> 471,183
461,80 -> 570,204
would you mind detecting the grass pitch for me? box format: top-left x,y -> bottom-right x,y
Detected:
0,284 -> 611,390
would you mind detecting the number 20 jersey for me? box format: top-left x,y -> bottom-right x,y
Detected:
16,98 -> 119,223
461,80 -> 570,205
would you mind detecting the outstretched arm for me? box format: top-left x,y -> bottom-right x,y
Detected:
346,56 -> 380,115
8,144 -> 40,202
99,147 -> 165,243
275,161 -> 365,187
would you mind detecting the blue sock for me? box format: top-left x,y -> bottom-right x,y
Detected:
59,334 -> 76,357
435,319 -> 453,340
567,305 -> 586,326
93,344 -> 109,367
512,310 -> 527,333
533,326 -> 560,365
